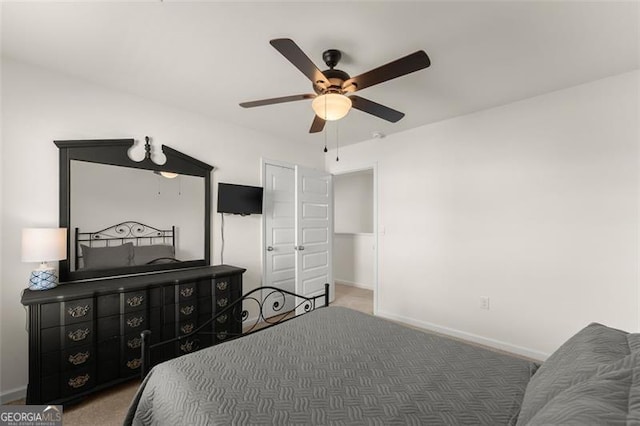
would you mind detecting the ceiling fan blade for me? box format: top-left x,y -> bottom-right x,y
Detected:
239,94 -> 316,108
309,115 -> 326,133
270,38 -> 329,88
350,95 -> 405,122
343,51 -> 430,92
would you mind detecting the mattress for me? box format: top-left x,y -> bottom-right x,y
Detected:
125,306 -> 537,425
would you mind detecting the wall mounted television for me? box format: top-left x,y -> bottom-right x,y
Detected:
217,183 -> 263,215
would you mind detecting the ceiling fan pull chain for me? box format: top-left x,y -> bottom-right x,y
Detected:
336,121 -> 340,162
324,97 -> 328,153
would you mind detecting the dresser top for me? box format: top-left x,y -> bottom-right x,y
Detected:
21,265 -> 246,305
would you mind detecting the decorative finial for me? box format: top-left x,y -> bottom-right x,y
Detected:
144,136 -> 151,160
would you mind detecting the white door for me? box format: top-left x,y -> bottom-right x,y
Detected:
295,165 -> 333,312
263,164 -> 296,317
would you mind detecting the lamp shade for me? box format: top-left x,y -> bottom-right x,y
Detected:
311,94 -> 352,121
22,228 -> 67,263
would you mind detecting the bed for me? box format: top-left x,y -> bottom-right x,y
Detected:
75,221 -> 178,270
125,288 -> 640,425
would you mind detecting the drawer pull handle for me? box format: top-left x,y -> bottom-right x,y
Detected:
68,351 -> 90,365
217,298 -> 228,308
216,314 -> 228,324
127,338 -> 142,349
127,358 -> 142,370
180,287 -> 194,298
68,374 -> 90,389
216,281 -> 228,291
180,323 -> 194,334
127,317 -> 144,328
180,305 -> 195,316
68,328 -> 90,342
180,340 -> 196,353
67,305 -> 90,318
126,295 -> 144,307
217,331 -> 228,340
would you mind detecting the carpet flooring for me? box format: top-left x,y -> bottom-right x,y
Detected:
9,283 -> 373,425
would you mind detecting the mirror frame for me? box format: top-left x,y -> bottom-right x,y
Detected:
55,138 -> 213,282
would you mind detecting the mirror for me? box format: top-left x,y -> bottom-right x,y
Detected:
56,138 -> 213,281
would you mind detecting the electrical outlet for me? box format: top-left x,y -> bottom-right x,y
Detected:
480,296 -> 490,310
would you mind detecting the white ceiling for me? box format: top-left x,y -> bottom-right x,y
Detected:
2,1 -> 638,147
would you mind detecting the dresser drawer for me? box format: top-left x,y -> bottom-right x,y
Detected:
97,336 -> 120,360
213,278 -> 231,296
62,365 -> 96,397
123,291 -> 146,313
161,320 -> 197,340
97,315 -> 120,341
41,298 -> 94,328
96,312 -> 148,339
64,299 -> 94,324
123,311 -> 147,333
62,346 -> 93,371
64,322 -> 94,348
41,344 -> 94,376
123,332 -> 143,350
214,330 -> 231,344
177,320 -> 197,336
214,295 -> 231,313
163,302 -> 198,323
177,337 -> 200,355
97,337 -> 120,385
41,366 -> 97,401
178,302 -> 197,321
198,297 -> 212,315
176,282 -> 197,301
41,321 -> 94,353
121,349 -> 143,378
213,311 -> 233,328
197,278 -> 212,298
97,294 -> 120,318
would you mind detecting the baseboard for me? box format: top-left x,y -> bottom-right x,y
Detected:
377,310 -> 549,362
1,386 -> 27,404
335,279 -> 373,291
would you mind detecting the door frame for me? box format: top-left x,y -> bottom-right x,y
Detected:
331,163 -> 379,315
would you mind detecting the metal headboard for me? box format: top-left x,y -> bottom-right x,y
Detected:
75,221 -> 175,269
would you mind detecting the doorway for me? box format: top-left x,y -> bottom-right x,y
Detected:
332,167 -> 376,314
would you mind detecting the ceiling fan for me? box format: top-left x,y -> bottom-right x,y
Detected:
240,38 -> 431,133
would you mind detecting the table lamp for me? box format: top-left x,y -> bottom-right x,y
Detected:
22,228 -> 67,290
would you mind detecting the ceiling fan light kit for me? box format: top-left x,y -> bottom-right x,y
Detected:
312,93 -> 352,121
240,38 -> 431,134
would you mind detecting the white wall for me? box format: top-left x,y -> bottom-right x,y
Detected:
334,234 -> 375,290
334,170 -> 373,233
0,59 -> 322,400
327,71 -> 639,360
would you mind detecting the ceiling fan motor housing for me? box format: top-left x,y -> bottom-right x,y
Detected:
314,50 -> 352,94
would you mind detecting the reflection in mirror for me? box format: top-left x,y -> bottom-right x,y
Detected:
70,160 -> 205,272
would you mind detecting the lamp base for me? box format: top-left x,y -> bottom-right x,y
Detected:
28,268 -> 58,291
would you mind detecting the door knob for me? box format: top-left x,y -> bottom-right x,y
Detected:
294,245 -> 305,251
267,246 -> 274,251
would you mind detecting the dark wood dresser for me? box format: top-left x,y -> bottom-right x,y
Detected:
20,264 -> 245,405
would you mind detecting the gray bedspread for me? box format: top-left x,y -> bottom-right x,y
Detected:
125,307 -> 537,425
